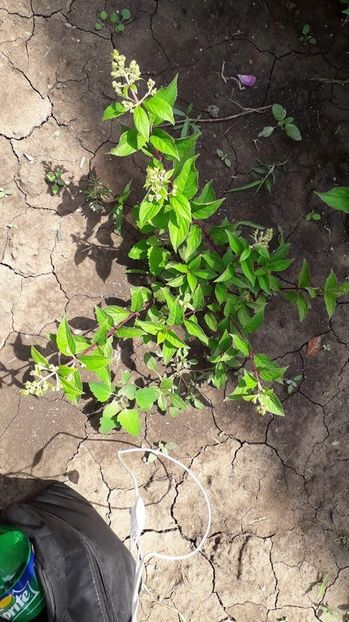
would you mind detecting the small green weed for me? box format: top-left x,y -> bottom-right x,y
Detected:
258,104 -> 302,141
45,167 -> 66,195
0,187 -> 11,199
305,209 -> 321,221
216,148 -> 232,168
95,8 -> 131,33
227,159 -> 287,195
173,103 -> 201,137
84,175 -> 113,213
285,374 -> 302,394
300,23 -> 317,45
84,176 -> 131,235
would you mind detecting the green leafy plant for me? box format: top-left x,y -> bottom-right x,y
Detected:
45,166 -> 66,195
95,8 -> 131,33
216,148 -> 232,168
23,50 -> 349,436
0,187 -> 11,199
300,23 -> 317,45
227,159 -> 287,195
258,104 -> 302,141
315,186 -> 349,214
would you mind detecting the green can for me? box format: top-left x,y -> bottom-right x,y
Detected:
0,525 -> 46,621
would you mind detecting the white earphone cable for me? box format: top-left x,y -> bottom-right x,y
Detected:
117,448 -> 212,622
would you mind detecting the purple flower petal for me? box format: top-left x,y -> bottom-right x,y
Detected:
237,74 -> 257,87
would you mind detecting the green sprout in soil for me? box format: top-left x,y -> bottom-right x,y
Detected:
285,374 -> 302,394
300,23 -> 317,45
45,166 -> 66,195
0,188 -> 11,199
258,103 -> 302,141
216,148 -> 232,168
95,8 -> 131,33
305,210 -> 321,222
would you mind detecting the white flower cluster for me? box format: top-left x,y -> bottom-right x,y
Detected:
21,362 -> 59,397
111,50 -> 157,109
144,163 -> 174,203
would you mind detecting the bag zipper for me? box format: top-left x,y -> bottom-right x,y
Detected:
34,506 -> 113,622
36,561 -> 56,622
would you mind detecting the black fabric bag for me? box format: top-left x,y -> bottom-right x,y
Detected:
0,481 -> 135,622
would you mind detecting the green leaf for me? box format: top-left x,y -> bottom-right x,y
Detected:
174,133 -> 199,175
182,225 -> 202,261
117,409 -> 141,436
324,270 -> 337,318
231,334 -> 250,356
116,326 -> 145,338
161,75 -> 178,104
148,246 -> 169,275
130,286 -> 151,312
242,309 -> 265,334
104,305 -> 130,326
191,198 -> 224,219
144,91 -> 175,124
128,240 -> 148,260
57,317 -> 76,357
144,353 -> 158,372
297,293 -> 310,321
170,194 -> 191,221
285,123 -> 302,141
95,22 -> 103,30
258,126 -> 275,138
170,393 -> 187,410
204,313 -> 218,332
173,156 -> 198,200
226,179 -> 262,193
133,106 -> 150,139
89,381 -> 113,402
135,387 -> 159,410
168,211 -> 190,252
136,320 -> 160,336
167,297 -> 184,326
315,187 -> 349,213
164,329 -> 187,349
139,200 -> 162,228
149,129 -> 179,160
99,10 -> 108,19
118,384 -> 137,399
259,391 -> 284,416
102,101 -> 126,121
79,354 -> 110,370
272,103 -> 286,121
298,259 -> 311,288
109,129 -> 147,157
31,346 -> 49,366
102,401 -> 120,419
184,317 -> 209,345
58,368 -> 83,403
99,416 -> 118,434
121,8 -> 131,20
240,257 -> 255,286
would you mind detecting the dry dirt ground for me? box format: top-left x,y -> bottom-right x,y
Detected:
1,1 -> 349,620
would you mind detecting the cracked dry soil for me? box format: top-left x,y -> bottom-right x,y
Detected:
0,1 -> 349,620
